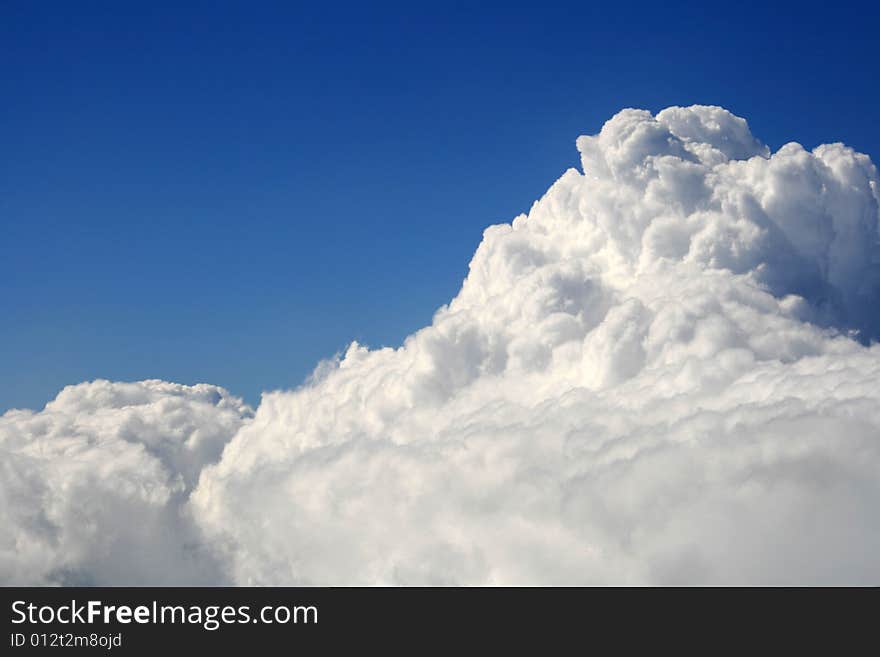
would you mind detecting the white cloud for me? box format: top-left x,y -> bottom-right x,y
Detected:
3,106 -> 880,584
0,380 -> 251,585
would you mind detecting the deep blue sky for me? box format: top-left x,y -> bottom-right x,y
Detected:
2,0 -> 877,411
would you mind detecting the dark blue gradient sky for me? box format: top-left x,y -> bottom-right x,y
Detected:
2,0 -> 877,410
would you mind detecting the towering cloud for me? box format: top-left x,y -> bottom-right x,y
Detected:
3,106 -> 880,584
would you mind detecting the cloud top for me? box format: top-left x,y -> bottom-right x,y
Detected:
3,106 -> 880,584
0,380 -> 251,585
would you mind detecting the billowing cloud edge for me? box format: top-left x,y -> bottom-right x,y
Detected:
3,105 -> 880,585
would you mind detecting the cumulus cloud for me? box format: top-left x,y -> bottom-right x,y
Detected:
0,380 -> 251,585
3,105 -> 880,584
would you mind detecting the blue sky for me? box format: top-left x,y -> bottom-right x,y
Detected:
2,0 -> 877,411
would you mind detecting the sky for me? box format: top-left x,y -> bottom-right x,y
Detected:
2,0 -> 878,412
4,1 -> 880,585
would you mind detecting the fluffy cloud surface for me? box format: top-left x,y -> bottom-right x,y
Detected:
0,381 -> 251,585
3,106 -> 880,584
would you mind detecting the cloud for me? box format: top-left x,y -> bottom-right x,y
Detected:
0,380 -> 251,585
3,106 -> 880,584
